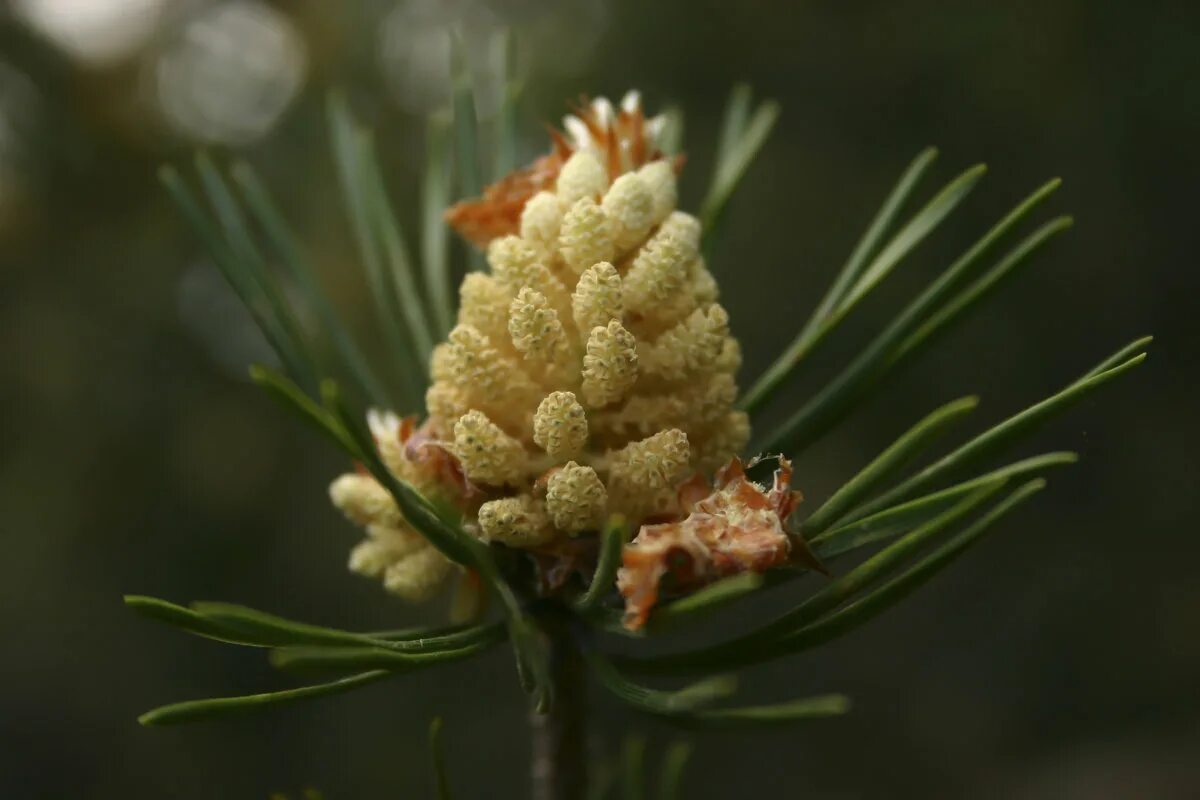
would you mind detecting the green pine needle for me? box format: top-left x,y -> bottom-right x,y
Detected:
449,33 -> 484,273
791,147 -> 940,356
742,165 -> 1062,422
757,207 -> 1074,454
647,572 -> 766,630
841,163 -> 988,313
592,649 -> 849,729
231,162 -> 389,406
1078,335 -> 1153,381
422,112 -> 455,337
125,595 -> 266,647
656,105 -> 685,157
811,451 -> 1077,558
193,153 -> 317,388
249,365 -> 361,459
193,601 -> 503,653
138,671 -> 391,727
686,694 -> 851,727
655,742 -> 692,800
268,641 -> 494,673
802,395 -> 980,535
621,735 -> 648,800
575,516 -> 629,611
843,342 -> 1147,523
127,593 -> 502,654
492,29 -> 520,179
449,36 -> 481,204
327,94 -> 426,409
740,153 -> 983,413
714,85 -> 753,170
767,479 -> 1048,660
160,165 -> 313,389
701,86 -> 780,251
358,132 -> 436,363
890,215 -> 1073,365
588,651 -> 738,717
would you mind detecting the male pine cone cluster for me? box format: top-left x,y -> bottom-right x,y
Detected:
330,98 -> 750,600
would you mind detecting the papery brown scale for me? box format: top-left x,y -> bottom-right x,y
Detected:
546,126 -> 575,159
567,97 -> 598,138
616,456 -> 805,630
444,151 -> 566,248
675,472 -> 713,512
445,96 -> 675,248
403,425 -> 488,510
605,126 -> 621,180
385,414 -> 418,451
627,106 -> 647,165
530,537 -> 599,595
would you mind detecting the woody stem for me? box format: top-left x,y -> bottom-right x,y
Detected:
530,605 -> 588,800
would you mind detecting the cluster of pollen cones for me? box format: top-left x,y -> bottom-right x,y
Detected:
329,92 -> 802,629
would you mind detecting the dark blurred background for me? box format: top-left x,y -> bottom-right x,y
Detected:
2,1 -> 1197,797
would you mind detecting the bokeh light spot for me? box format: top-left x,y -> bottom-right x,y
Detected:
14,0 -> 166,65
154,0 -> 307,145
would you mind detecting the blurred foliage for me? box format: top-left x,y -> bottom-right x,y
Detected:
1,1 -> 1197,797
